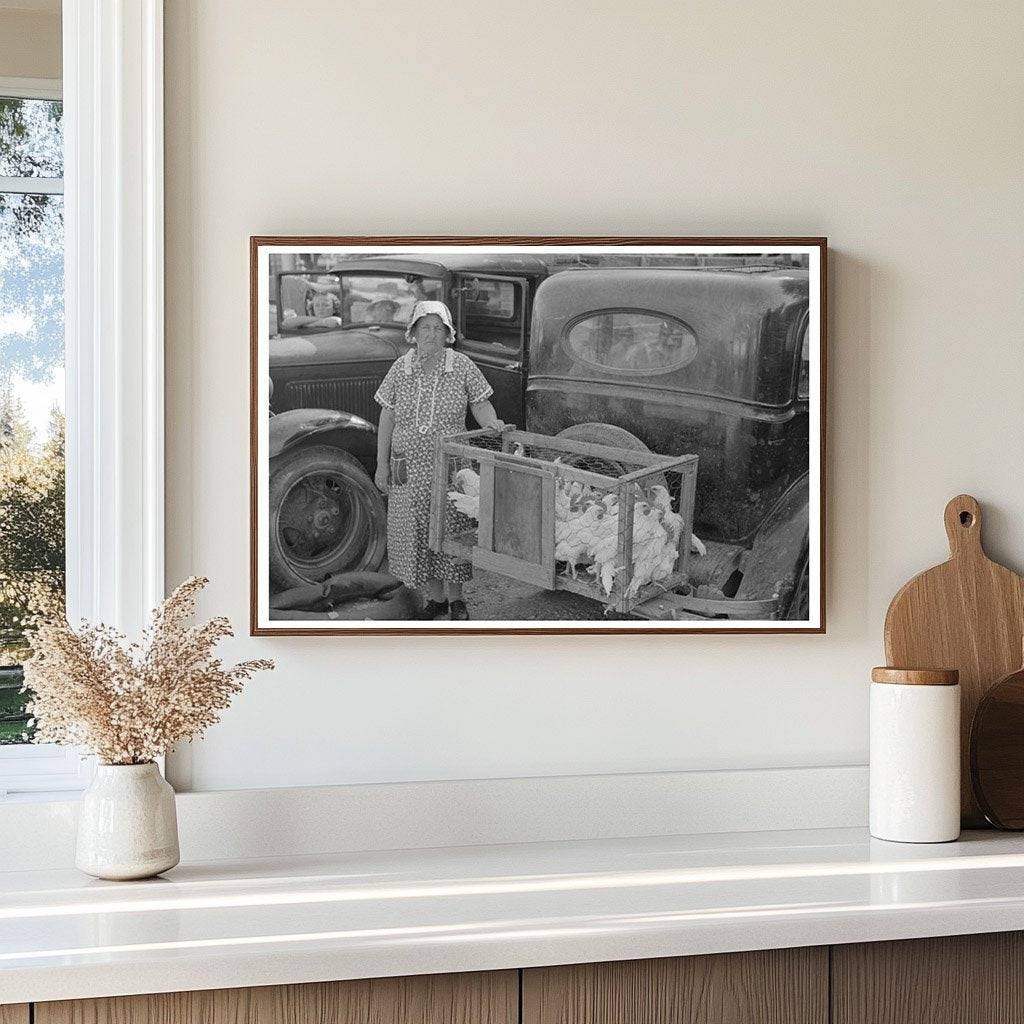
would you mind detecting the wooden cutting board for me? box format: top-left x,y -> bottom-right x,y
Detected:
884,494 -> 1024,826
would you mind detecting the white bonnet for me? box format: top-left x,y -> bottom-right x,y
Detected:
405,300 -> 456,345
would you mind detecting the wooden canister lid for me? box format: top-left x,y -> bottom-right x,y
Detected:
871,667 -> 960,686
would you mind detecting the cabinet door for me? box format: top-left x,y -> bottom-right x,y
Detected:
523,949 -> 828,1024
0,1006 -> 29,1024
832,932 -> 1024,1024
36,970 -> 517,1024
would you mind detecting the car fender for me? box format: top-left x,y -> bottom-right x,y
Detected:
269,408 -> 376,460
734,472 -> 810,606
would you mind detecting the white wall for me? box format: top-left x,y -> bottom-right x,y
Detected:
164,0 -> 1024,792
0,5 -> 61,80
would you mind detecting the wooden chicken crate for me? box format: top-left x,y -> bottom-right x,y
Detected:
429,428 -> 699,615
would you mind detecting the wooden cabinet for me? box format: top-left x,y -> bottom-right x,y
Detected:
522,948 -> 828,1024
832,932 -> 1024,1024
34,971 -> 517,1024
22,932 -> 1024,1024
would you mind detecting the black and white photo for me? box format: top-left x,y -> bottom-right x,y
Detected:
251,239 -> 825,634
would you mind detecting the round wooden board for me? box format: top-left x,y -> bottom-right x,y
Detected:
970,663 -> 1024,829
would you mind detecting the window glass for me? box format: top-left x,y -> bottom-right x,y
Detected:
276,273 -> 444,333
0,98 -> 63,178
565,311 -> 697,374
464,279 -> 516,319
458,277 -> 523,354
797,322 -> 811,399
0,96 -> 65,747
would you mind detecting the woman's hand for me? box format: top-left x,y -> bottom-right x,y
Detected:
470,400 -> 505,431
374,464 -> 390,495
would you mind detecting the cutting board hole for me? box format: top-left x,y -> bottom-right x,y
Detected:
960,511 -> 974,527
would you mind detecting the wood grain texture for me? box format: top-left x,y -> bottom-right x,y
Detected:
832,932 -> 1024,1024
871,667 -> 959,685
36,971 -> 517,1024
522,949 -> 828,1024
884,494 -> 1024,825
0,1006 -> 29,1024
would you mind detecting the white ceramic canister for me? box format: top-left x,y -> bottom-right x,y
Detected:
76,762 -> 180,880
870,667 -> 961,843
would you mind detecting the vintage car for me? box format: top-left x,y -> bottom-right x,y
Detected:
523,267 -> 811,620
268,256 -> 811,620
267,254 -> 549,588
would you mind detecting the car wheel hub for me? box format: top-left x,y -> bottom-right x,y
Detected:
279,474 -> 351,558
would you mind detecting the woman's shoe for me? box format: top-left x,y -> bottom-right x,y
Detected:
449,600 -> 469,621
420,599 -> 449,620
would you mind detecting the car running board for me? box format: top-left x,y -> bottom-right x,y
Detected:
633,592 -> 780,621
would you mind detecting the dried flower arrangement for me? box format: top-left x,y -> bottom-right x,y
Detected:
22,576 -> 273,765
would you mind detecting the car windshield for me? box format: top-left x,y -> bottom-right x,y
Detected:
276,273 -> 445,333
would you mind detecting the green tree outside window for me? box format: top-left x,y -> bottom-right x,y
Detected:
0,95 -> 65,744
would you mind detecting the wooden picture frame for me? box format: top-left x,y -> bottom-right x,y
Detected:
250,237 -> 827,635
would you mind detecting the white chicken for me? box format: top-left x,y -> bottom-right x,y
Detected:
448,491 -> 479,519
453,467 -> 480,498
447,467 -> 481,520
632,500 -> 667,548
648,484 -> 706,557
554,477 -> 594,521
651,538 -> 679,582
554,501 -> 605,575
585,502 -> 622,595
593,559 -> 621,596
625,502 -> 671,598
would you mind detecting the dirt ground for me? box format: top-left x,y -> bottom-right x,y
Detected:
459,566 -> 615,621
381,557 -> 615,621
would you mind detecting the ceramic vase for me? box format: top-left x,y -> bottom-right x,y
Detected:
76,762 -> 180,880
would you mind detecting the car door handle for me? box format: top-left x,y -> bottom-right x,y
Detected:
503,361 -> 522,371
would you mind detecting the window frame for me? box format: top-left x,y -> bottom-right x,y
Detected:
0,0 -> 166,799
63,0 -> 165,638
455,273 -> 527,359
0,77 -> 61,101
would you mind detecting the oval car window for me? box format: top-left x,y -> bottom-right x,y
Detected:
565,311 -> 697,374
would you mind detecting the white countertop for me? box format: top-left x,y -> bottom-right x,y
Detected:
4,826 -> 1024,1004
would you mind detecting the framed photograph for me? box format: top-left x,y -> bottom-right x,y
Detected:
250,237 -> 826,635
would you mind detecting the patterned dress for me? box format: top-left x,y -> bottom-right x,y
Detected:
374,348 -> 493,587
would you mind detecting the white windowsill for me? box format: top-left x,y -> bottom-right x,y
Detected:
0,744 -> 94,798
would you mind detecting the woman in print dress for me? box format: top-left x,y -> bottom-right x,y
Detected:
374,300 -> 503,620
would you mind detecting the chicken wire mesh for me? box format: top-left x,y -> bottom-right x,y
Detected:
435,430 -> 697,613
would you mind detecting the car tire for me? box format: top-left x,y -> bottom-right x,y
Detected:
555,422 -> 667,491
269,444 -> 387,589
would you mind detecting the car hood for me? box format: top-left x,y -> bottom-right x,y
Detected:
269,328 -> 408,367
